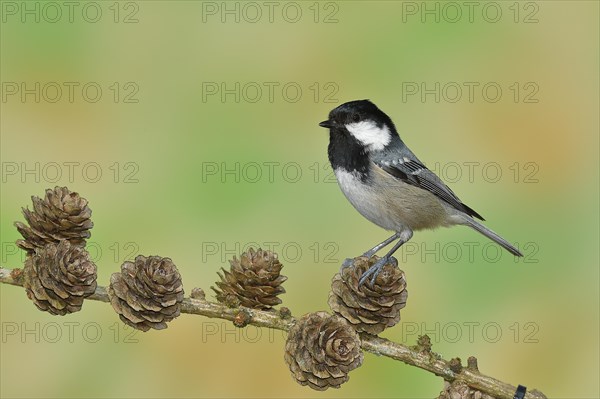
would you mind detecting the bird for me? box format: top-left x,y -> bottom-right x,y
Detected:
319,99 -> 523,285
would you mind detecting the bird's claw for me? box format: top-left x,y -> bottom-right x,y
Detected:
358,257 -> 392,286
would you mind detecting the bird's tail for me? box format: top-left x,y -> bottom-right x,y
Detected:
462,217 -> 523,257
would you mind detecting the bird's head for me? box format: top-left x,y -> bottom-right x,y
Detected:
319,100 -> 399,152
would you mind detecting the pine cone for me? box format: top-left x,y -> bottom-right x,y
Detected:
328,256 -> 407,335
212,248 -> 286,310
438,380 -> 495,399
23,240 -> 97,315
15,186 -> 93,254
108,255 -> 184,332
284,312 -> 363,391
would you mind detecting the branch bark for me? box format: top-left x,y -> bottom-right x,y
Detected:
0,266 -> 546,399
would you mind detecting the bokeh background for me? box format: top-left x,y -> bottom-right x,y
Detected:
1,1 -> 598,398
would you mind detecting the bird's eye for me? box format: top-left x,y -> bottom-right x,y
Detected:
351,113 -> 360,123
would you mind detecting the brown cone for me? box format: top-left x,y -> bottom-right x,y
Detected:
15,186 -> 93,254
328,256 -> 407,335
23,240 -> 97,315
108,255 -> 184,332
284,312 -> 363,391
212,248 -> 286,310
438,380 -> 495,399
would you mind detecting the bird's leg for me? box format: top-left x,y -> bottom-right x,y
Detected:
358,230 -> 413,286
341,232 -> 401,269
362,232 -> 401,258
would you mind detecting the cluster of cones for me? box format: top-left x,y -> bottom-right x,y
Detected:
17,187 -> 97,315
15,187 -> 184,331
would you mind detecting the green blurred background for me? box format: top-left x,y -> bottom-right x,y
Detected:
1,1 -> 598,398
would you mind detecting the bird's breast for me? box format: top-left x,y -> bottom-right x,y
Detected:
334,166 -> 449,231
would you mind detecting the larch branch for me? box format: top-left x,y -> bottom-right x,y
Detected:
0,267 -> 546,399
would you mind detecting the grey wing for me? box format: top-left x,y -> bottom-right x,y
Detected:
374,158 -> 485,220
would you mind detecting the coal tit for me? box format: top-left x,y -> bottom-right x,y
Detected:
319,100 -> 523,285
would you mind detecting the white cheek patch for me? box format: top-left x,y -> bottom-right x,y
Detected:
345,121 -> 391,151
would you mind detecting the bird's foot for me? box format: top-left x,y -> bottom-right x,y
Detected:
358,256 -> 398,286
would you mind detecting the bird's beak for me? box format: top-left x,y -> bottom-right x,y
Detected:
319,120 -> 334,128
